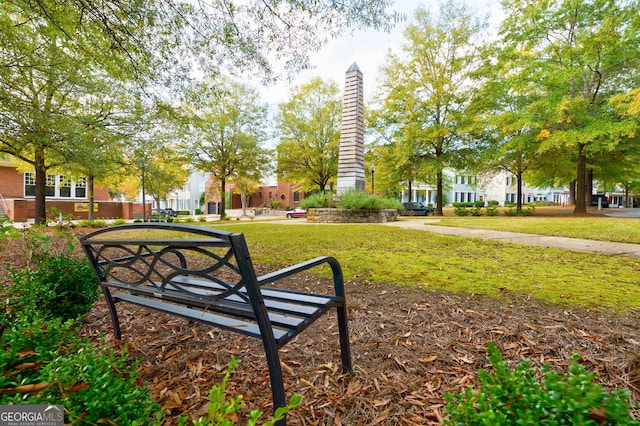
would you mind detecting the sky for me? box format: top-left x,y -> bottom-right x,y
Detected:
258,0 -> 504,105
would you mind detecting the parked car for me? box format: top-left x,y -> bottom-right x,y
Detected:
285,208 -> 307,218
160,208 -> 179,217
591,194 -> 609,208
401,202 -> 435,216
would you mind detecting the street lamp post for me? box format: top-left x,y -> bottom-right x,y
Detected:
370,165 -> 375,194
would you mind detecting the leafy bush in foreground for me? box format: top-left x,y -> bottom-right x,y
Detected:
0,317 -> 161,424
6,254 -> 100,322
445,343 -> 637,425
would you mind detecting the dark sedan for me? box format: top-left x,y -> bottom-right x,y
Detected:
401,202 -> 435,216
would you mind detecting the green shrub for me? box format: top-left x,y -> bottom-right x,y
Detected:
78,219 -> 108,228
338,190 -> 402,211
199,216 -> 207,222
301,190 -> 401,211
195,208 -> 203,215
454,206 -> 472,216
301,192 -> 337,209
488,200 -> 499,206
470,207 -> 484,216
112,218 -> 127,225
445,343 -> 637,425
504,207 -> 518,216
183,357 -> 301,426
486,206 -> 499,216
473,200 -> 485,208
0,317 -> 161,425
6,254 -> 100,322
178,210 -> 190,216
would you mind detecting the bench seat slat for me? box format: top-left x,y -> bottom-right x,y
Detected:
104,281 -> 315,331
104,279 -> 325,318
171,276 -> 337,307
113,293 -> 291,342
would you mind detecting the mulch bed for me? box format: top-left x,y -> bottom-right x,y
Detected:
80,274 -> 640,425
2,227 -> 639,424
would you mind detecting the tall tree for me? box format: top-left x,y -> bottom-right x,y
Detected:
469,47 -> 546,212
181,78 -> 270,219
277,78 -> 341,192
374,2 -> 486,215
0,6 -> 129,224
499,0 -> 640,213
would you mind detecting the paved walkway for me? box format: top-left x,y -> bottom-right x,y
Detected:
384,219 -> 640,259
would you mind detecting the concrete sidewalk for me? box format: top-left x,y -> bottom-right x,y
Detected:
384,219 -> 640,259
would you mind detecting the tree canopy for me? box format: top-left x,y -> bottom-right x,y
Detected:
495,0 -> 640,212
373,1 -> 486,215
180,77 -> 271,219
277,78 -> 342,192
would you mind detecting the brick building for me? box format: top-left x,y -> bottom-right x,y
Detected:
0,160 -> 142,222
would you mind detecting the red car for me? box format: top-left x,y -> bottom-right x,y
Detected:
285,208 -> 307,218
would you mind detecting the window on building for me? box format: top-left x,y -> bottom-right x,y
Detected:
293,191 -> 300,203
460,176 -> 466,184
75,177 -> 87,198
45,174 -> 56,197
60,176 -> 71,197
24,172 -> 36,197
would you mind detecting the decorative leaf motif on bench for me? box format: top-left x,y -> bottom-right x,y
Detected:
92,242 -> 248,303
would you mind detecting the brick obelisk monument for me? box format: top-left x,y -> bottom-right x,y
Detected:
336,62 -> 365,193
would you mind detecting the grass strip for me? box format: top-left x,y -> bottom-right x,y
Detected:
211,223 -> 640,312
431,216 -> 640,244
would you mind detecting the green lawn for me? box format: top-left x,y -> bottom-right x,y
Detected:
432,214 -> 640,243
211,222 -> 640,312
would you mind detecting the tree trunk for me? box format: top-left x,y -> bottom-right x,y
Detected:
586,169 -> 594,207
574,144 -> 587,213
516,170 -> 523,213
34,147 -> 47,225
568,180 -> 576,205
142,166 -> 148,221
219,180 -> 227,218
408,180 -> 413,202
435,169 -> 444,216
88,175 -> 95,220
241,191 -> 248,217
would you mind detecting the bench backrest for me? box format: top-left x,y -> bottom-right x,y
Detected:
80,223 -> 265,315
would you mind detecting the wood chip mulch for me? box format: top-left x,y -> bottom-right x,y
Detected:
80,273 -> 640,425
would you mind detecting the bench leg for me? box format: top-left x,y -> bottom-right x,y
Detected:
102,287 -> 122,340
262,337 -> 287,426
336,304 -> 352,373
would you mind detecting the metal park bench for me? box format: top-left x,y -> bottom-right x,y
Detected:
80,223 -> 352,425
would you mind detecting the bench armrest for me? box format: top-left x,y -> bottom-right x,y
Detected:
256,256 -> 345,296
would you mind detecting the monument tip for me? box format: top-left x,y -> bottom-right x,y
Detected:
346,62 -> 361,73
